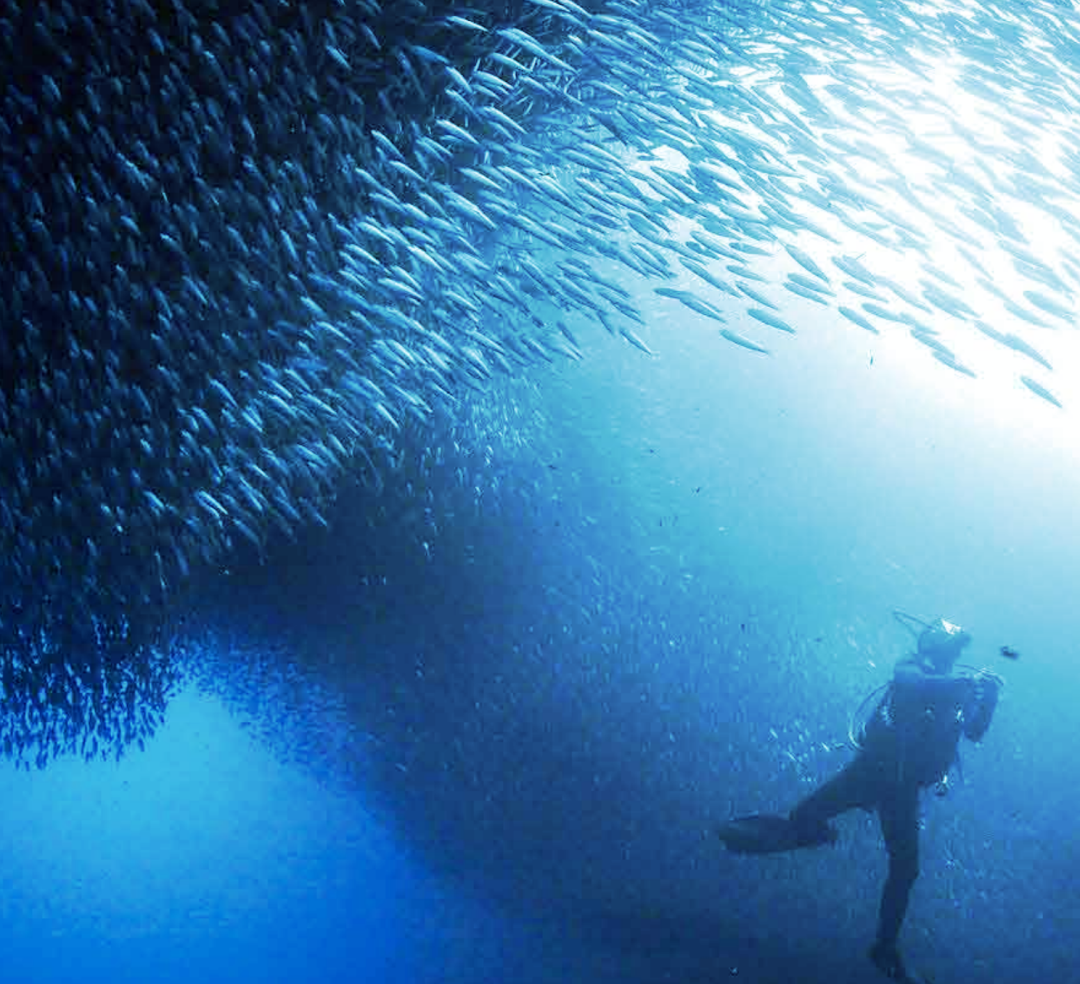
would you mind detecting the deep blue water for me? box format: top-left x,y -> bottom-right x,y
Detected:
5,1 -> 1080,982
4,301 -> 1077,983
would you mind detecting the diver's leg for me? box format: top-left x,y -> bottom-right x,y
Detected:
719,756 -> 876,854
871,783 -> 920,978
789,756 -> 875,837
717,756 -> 876,855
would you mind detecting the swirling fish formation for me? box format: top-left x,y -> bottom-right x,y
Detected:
2,0 -> 1077,766
0,0 -> 773,765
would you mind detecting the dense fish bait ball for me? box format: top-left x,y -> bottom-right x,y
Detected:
0,0 -> 777,765
5,0 -> 1080,767
2,0 -> 573,698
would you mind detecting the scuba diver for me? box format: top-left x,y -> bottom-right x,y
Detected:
718,614 -> 1003,982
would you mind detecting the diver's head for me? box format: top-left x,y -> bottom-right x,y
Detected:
916,617 -> 972,672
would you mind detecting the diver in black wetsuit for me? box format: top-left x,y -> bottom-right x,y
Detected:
719,617 -> 1002,982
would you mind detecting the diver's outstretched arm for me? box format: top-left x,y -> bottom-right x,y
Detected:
963,671 -> 1001,742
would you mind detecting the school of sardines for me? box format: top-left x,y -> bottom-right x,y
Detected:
1,0 -> 1077,765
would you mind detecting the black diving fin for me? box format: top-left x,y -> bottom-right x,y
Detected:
717,813 -> 837,854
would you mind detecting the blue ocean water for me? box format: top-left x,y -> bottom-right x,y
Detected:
5,2 -> 1080,983
3,299 -> 1077,983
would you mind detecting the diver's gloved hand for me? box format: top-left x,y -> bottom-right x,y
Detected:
973,669 -> 1002,704
963,670 -> 1001,742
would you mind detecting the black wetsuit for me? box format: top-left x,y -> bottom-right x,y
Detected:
790,660 -> 999,952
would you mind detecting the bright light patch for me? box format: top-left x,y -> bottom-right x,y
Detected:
612,1 -> 1080,459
